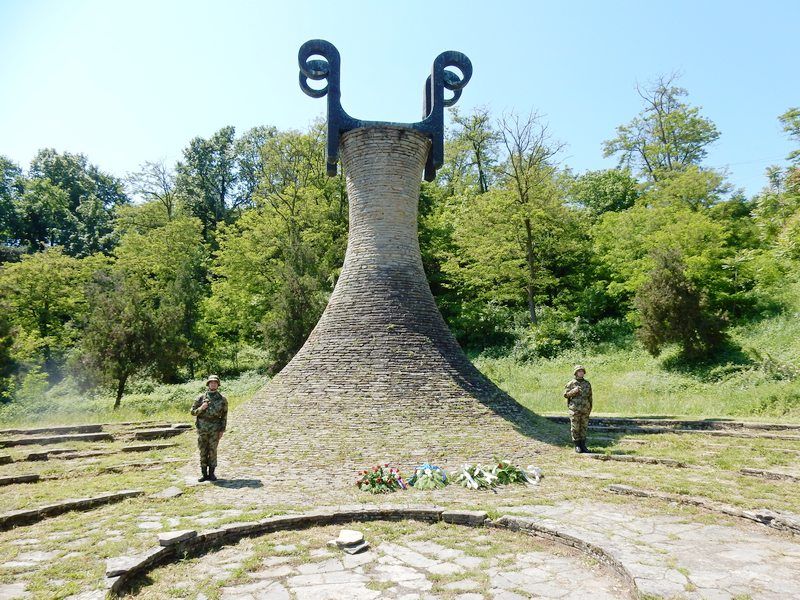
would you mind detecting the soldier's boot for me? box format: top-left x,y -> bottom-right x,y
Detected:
574,441 -> 583,453
198,466 -> 209,482
580,440 -> 591,453
208,467 -> 218,481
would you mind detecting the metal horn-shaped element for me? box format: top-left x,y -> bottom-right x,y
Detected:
298,39 -> 472,180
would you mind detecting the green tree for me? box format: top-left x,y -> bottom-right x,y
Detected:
570,168 -> 639,215
176,126 -> 257,241
22,150 -> 128,256
126,160 -> 178,221
603,75 -> 720,182
113,217 -> 208,380
206,127 -> 347,372
635,248 -> 726,359
79,271 -> 175,408
0,156 -> 23,252
496,111 -> 566,323
779,107 -> 800,164
0,248 -> 100,373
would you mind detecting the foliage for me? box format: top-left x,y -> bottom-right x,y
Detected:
355,465 -> 407,494
492,459 -> 541,485
77,270 -> 179,408
454,464 -> 498,490
0,247 -> 101,372
779,107 -> 800,164
407,463 -> 448,490
635,248 -> 726,359
19,149 -> 128,256
603,74 -> 720,182
570,168 -> 639,215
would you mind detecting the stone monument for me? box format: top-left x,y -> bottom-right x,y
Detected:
226,41 -> 540,475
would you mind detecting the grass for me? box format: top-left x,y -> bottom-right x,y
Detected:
474,307 -> 800,419
0,370 -> 268,427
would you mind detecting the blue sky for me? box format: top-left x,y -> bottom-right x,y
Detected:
1,0 -> 797,195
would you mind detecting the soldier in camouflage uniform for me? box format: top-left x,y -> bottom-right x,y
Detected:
563,365 -> 592,453
190,375 -> 228,481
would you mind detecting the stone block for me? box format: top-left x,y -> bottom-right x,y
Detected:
442,510 -> 488,526
158,530 -> 197,546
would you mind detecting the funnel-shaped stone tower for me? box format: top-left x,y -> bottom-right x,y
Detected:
225,41 -> 542,483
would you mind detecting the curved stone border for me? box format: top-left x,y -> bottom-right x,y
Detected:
490,515 -> 638,597
606,484 -> 800,535
0,489 -> 143,530
103,507 -> 638,598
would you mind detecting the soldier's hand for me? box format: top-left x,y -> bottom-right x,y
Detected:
217,431 -> 224,441
200,402 -> 209,411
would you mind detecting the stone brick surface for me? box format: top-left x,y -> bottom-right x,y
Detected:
225,126 -> 542,485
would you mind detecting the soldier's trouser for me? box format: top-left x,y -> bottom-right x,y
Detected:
568,399 -> 592,442
197,430 -> 221,468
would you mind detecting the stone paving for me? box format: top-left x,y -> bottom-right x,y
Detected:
498,500 -> 800,599
137,522 -> 631,600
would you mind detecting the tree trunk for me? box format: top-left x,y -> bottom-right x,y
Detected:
113,373 -> 128,410
523,217 -> 538,325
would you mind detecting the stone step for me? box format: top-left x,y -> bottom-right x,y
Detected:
544,415 -> 800,432
587,425 -> 800,441
0,432 -> 114,448
0,424 -> 103,436
740,468 -> 800,482
121,443 -> 179,452
100,458 -> 185,473
587,453 -> 687,468
132,428 -> 188,441
0,489 -> 144,530
0,474 -> 39,486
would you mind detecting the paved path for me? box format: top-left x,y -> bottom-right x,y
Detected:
498,501 -> 800,599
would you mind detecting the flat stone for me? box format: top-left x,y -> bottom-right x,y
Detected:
105,556 -> 138,577
0,583 -> 28,598
16,550 -> 58,562
442,510 -> 488,526
427,561 -> 465,575
445,579 -> 481,591
158,530 -> 197,546
335,529 -> 364,547
137,521 -> 163,530
341,541 -> 370,555
149,486 -> 183,499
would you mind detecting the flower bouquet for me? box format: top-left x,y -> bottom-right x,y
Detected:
492,459 -> 542,485
407,463 -> 448,490
356,464 -> 407,494
454,463 -> 498,490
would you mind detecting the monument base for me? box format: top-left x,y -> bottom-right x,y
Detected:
224,127 -> 548,481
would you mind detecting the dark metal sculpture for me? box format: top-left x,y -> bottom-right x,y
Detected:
298,39 -> 472,181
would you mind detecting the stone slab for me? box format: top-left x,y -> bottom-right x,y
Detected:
132,428 -> 186,441
0,424 -> 102,436
0,432 -> 113,448
158,530 -> 197,546
0,489 -> 144,530
588,453 -> 686,468
0,474 -> 39,486
442,510 -> 488,526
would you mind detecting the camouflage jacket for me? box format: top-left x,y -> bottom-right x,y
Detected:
190,390 -> 228,432
563,378 -> 592,404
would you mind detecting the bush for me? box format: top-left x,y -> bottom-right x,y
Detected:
512,308 -> 576,361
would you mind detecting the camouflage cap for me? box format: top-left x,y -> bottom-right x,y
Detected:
205,375 -> 221,385
573,365 -> 587,376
